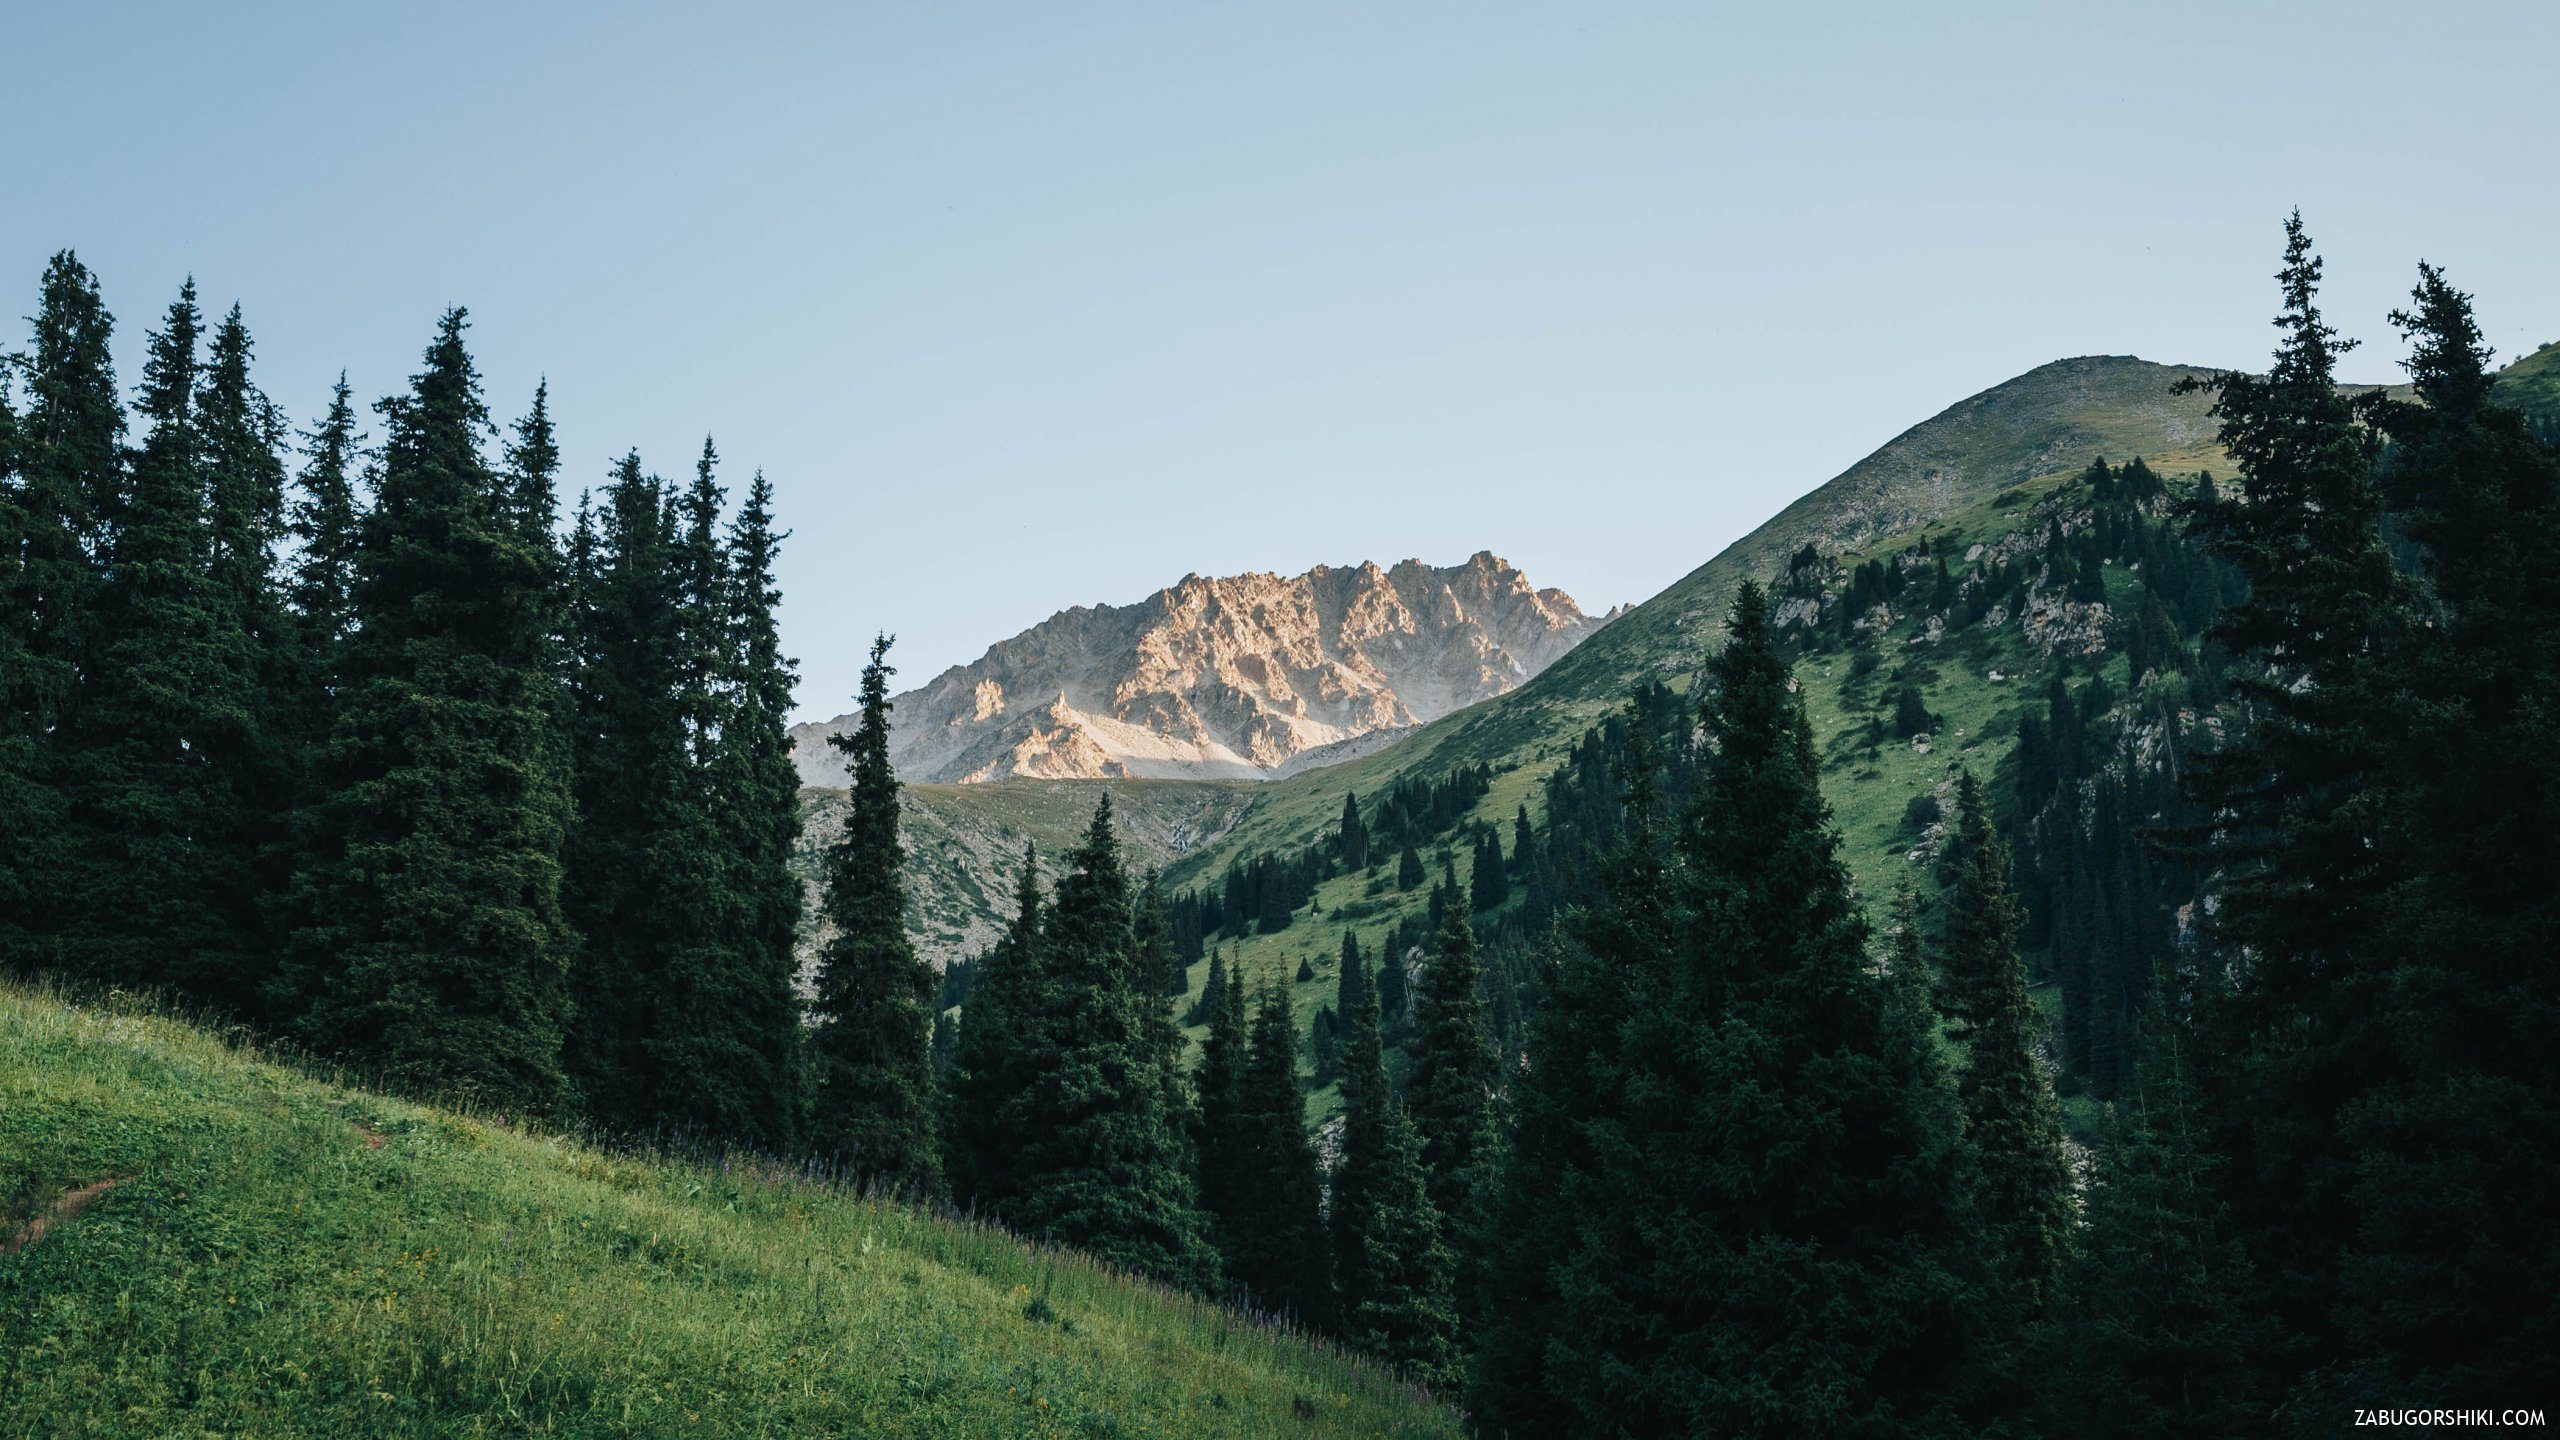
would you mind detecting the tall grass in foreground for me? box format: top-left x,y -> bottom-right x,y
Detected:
0,977 -> 1458,1438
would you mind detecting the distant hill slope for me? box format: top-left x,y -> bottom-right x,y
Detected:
791,553 -> 1610,786
0,978 -> 1456,1438
2493,338 -> 2560,427
1155,355 -> 2236,887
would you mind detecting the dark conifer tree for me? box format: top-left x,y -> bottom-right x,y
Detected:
1405,904 -> 1493,1224
1350,1103 -> 1462,1389
9,258 -> 121,837
283,374 -> 363,690
1396,841 -> 1425,890
1338,790 -> 1368,870
1471,694 -> 1671,1433
2319,264 -> 2560,1400
190,303 -> 294,1009
2174,217 -> 2411,1388
1221,978 -> 1336,1328
286,312 -> 574,1113
1184,943 -> 1226,1027
1518,585 -> 1987,1437
1940,772 -> 2071,1320
709,468 -> 808,1147
559,452 -> 687,1128
623,441 -> 797,1147
1135,871 -> 1185,997
1469,826 -> 1508,911
1004,800 -> 1220,1289
1330,929 -> 1388,1322
56,283 -> 224,991
264,378 -> 365,1030
1131,873 -> 1195,1128
945,844 -> 1041,1207
809,634 -> 941,1193
1192,948 -> 1251,1264
0,370 -> 37,972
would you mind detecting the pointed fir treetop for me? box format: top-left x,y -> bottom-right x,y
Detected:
288,372 -> 365,649
198,302 -> 287,569
1047,795 -> 1133,984
23,251 -> 122,551
501,379 -> 560,548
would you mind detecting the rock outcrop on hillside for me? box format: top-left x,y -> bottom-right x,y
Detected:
791,553 -> 1612,785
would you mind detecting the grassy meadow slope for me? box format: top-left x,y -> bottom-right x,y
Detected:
0,980 -> 1456,1439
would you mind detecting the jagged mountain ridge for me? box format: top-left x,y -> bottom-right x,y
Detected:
792,552 -> 1615,786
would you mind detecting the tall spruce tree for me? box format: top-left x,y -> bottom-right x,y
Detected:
1221,977 -> 1336,1328
1353,1102 -> 1463,1391
1191,948 -> 1251,1269
560,452 -> 688,1129
809,634 -> 941,1193
0,355 -> 46,974
8,258 -> 121,905
1330,930 -> 1388,1323
1134,877 -> 1200,1168
287,311 -> 574,1116
1522,585 -> 1987,1438
2174,218 -> 2417,1396
1405,903 -> 1493,1224
707,468 -> 808,1149
2318,264 -> 2560,1399
193,303 -> 293,1009
60,287 -> 287,1009
945,844 -> 1042,1208
613,440 -> 792,1146
1940,772 -> 2071,1320
56,282 -> 223,991
1332,924 -> 1461,1382
1003,799 -> 1220,1289
276,373 -> 365,880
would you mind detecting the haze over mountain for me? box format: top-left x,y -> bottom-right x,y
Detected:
790,553 -> 1615,786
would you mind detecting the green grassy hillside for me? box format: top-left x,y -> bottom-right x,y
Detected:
0,979 -> 1457,1439
2493,337 -> 2560,427
1154,356 -> 2231,890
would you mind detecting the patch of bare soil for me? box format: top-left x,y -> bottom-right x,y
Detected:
1,1177 -> 127,1257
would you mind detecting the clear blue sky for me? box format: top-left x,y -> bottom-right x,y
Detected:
8,2 -> 2555,719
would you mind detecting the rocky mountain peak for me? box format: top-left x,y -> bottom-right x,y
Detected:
791,554 -> 1611,786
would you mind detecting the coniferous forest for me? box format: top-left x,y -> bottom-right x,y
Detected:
7,213 -> 2558,1436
